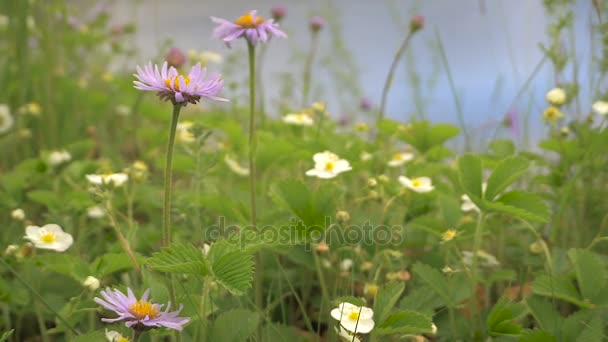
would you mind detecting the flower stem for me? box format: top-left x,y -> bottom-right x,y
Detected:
469,212 -> 485,335
302,31 -> 320,107
247,40 -> 263,332
378,31 -> 413,123
162,104 -> 182,247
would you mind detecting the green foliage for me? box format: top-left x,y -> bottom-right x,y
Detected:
209,309 -> 260,342
147,243 -> 209,275
373,282 -> 405,323
486,298 -> 525,336
484,155 -> 530,200
375,310 -> 434,335
206,241 -> 254,295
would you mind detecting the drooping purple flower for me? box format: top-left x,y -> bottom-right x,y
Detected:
95,287 -> 190,331
165,47 -> 187,68
309,16 -> 325,32
271,5 -> 287,22
360,97 -> 372,111
133,61 -> 226,105
211,10 -> 287,46
505,109 -> 519,137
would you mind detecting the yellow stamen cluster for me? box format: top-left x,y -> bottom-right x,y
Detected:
325,162 -> 335,171
543,106 -> 563,122
348,311 -> 360,320
165,76 -> 190,91
129,300 -> 159,319
442,229 -> 457,242
392,153 -> 403,161
235,13 -> 264,28
41,233 -> 56,243
411,179 -> 421,187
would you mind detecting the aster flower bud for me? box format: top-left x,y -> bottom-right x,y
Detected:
82,276 -> 100,291
410,15 -> 425,32
11,208 -> 25,221
360,97 -> 372,111
315,242 -> 329,253
546,88 -> 566,106
271,5 -> 287,22
336,210 -> 350,223
166,47 -> 187,69
368,178 -> 377,187
309,16 -> 325,32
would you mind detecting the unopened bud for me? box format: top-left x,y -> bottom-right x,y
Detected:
309,16 -> 325,32
271,5 -> 287,22
364,283 -> 379,297
82,276 -> 100,291
368,178 -> 377,187
315,242 -> 329,253
336,210 -> 350,223
166,47 -> 186,69
410,15 -> 425,32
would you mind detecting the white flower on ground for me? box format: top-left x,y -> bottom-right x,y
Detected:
592,101 -> 608,116
0,104 -> 14,134
282,113 -> 314,126
47,150 -> 72,166
387,152 -> 414,167
176,121 -> 195,143
82,276 -> 100,291
105,329 -> 129,342
546,88 -> 566,106
24,224 -> 73,252
335,326 -> 361,342
306,151 -> 352,179
331,302 -> 375,334
398,176 -> 434,193
340,259 -> 353,271
11,208 -> 25,221
224,155 -> 249,176
462,250 -> 500,267
87,206 -> 106,219
86,173 -> 129,187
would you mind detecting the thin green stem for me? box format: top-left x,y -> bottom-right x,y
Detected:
162,104 -> 182,247
34,300 -> 50,342
378,31 -> 413,122
302,32 -> 320,107
247,40 -> 263,338
256,44 -> 268,123
469,212 -> 485,335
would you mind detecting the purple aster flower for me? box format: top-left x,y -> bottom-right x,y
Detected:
95,287 -> 190,331
211,10 -> 287,46
133,61 -> 227,105
165,47 -> 187,69
309,16 -> 325,32
360,97 -> 372,111
271,5 -> 287,22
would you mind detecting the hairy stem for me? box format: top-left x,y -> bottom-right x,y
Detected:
378,31 -> 413,122
302,32 -> 320,107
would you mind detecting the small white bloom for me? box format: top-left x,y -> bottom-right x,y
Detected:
0,104 -> 14,134
4,245 -> 18,256
86,173 -> 129,187
331,302 -> 375,334
105,329 -> 129,342
224,155 -> 250,176
283,113 -> 314,126
202,243 -> 211,256
360,151 -> 372,161
115,105 -> 131,116
592,100 -> 608,116
87,206 -> 106,219
24,224 -> 73,252
462,250 -> 500,267
11,208 -> 25,221
306,151 -> 352,179
431,323 -> 437,334
398,176 -> 434,193
546,88 -> 566,106
340,258 -> 353,271
335,326 -> 362,342
47,150 -> 72,166
177,121 -> 195,143
82,276 -> 100,291
387,152 -> 414,167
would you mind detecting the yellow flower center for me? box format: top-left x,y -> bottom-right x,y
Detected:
165,76 -> 190,91
235,13 -> 264,28
117,338 -> 130,342
41,233 -> 55,244
412,179 -> 421,187
392,153 -> 403,161
325,162 -> 334,171
129,300 -> 159,319
442,229 -> 457,241
348,311 -> 360,321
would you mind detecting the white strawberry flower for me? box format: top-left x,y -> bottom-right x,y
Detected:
24,224 -> 73,252
331,302 -> 375,334
387,152 -> 414,167
398,176 -> 434,193
306,151 -> 352,179
86,173 -> 129,187
283,113 -> 314,126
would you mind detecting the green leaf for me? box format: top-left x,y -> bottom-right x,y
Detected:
0,330 -> 14,342
484,191 -> 550,222
30,254 -> 90,281
27,190 -> 61,210
400,287 -> 445,316
207,241 -> 254,295
375,310 -> 433,335
92,252 -> 141,277
567,248 -> 606,300
562,310 -> 604,342
374,282 -> 405,324
489,139 -> 516,157
484,155 -> 530,200
525,296 -> 562,334
146,243 -> 208,275
209,309 -> 260,342
486,298 -> 524,336
519,330 -> 558,342
71,330 -> 105,342
458,154 -> 483,200
412,263 -> 451,304
532,274 -> 591,308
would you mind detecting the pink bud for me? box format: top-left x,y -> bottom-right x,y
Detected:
410,15 -> 425,32
165,47 -> 186,69
309,16 -> 325,32
271,5 -> 287,22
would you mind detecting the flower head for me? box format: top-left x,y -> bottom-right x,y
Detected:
441,229 -> 457,242
95,287 -> 190,331
305,151 -> 352,179
176,121 -> 196,143
387,152 -> 414,167
359,97 -> 372,111
24,224 -> 73,252
271,5 -> 287,22
283,113 -> 314,126
134,61 -> 226,105
410,15 -> 425,32
87,206 -> 106,219
224,155 -> 250,176
398,176 -> 434,193
462,250 -> 500,267
211,10 -> 287,46
331,302 -> 375,334
165,47 -> 186,68
86,173 -> 129,187
592,100 -> 608,116
105,329 -> 130,342
0,104 -> 14,134
47,150 -> 72,166
309,16 -> 325,32
83,276 -> 101,291
11,208 -> 25,221
546,88 -> 566,106
542,106 -> 564,122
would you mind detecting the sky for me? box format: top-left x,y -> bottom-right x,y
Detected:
104,0 -> 598,141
